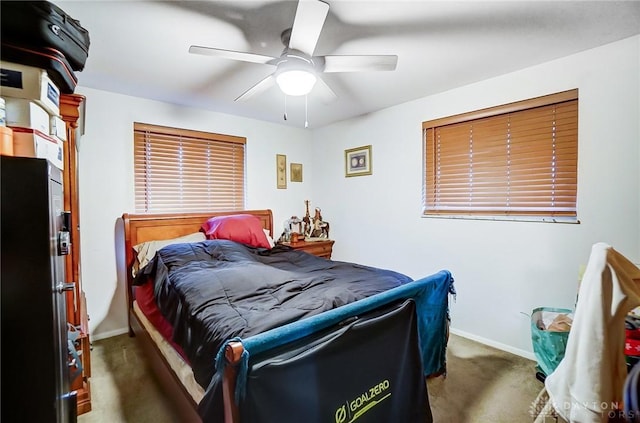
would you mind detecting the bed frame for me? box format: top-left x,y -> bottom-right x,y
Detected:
122,210 -> 273,423
121,209 -> 446,423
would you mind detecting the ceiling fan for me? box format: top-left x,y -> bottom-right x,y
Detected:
188,0 -> 398,103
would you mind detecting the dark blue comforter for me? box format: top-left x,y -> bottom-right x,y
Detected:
135,239 -> 413,388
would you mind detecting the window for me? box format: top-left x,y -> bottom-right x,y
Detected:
422,89 -> 578,220
134,122 -> 246,213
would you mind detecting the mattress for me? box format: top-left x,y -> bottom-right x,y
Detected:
132,301 -> 204,403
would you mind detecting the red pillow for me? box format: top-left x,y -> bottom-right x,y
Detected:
201,214 -> 271,249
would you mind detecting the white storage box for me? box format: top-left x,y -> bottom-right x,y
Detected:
5,98 -> 50,134
12,127 -> 64,170
50,115 -> 67,141
0,61 -> 60,116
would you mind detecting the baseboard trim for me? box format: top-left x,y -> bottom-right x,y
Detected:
91,327 -> 129,342
449,327 -> 537,361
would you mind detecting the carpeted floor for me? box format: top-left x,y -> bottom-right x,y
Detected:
78,333 -> 542,422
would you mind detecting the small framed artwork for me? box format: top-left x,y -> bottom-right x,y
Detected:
276,154 -> 287,189
290,163 -> 303,182
345,145 -> 372,177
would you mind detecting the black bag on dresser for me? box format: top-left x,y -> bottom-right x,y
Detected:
1,42 -> 78,94
0,1 -> 90,72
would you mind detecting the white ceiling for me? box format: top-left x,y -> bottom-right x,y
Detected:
56,0 -> 640,129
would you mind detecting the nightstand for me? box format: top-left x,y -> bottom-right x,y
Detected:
281,239 -> 335,259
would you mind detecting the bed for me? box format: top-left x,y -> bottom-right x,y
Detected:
121,209 -> 454,423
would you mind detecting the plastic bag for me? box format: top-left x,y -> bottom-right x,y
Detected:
531,307 -> 573,376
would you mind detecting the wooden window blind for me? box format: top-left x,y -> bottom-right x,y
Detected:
423,90 -> 578,218
134,122 -> 246,213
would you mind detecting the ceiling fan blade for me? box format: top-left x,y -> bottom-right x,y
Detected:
189,45 -> 277,65
288,0 -> 329,56
314,76 -> 337,104
235,74 -> 276,102
321,55 -> 398,73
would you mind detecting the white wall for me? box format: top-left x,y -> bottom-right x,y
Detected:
75,88 -> 313,339
79,35 -> 640,355
311,35 -> 640,357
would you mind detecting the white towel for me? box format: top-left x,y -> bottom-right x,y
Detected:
545,242 -> 640,422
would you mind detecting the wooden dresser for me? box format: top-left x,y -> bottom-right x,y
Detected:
281,239 -> 335,259
60,94 -> 91,414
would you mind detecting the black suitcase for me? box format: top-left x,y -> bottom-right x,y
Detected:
1,1 -> 90,72
1,42 -> 78,94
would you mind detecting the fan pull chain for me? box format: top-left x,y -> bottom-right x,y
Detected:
283,95 -> 288,121
304,95 -> 309,128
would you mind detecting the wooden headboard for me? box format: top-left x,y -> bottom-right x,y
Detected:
123,210 -> 273,252
121,209 -> 273,316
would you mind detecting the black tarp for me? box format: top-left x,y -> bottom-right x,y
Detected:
239,299 -> 432,423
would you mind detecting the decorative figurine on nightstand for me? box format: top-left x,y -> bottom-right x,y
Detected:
302,200 -> 312,237
310,207 -> 330,239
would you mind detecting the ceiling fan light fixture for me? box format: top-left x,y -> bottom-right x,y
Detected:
276,69 -> 317,96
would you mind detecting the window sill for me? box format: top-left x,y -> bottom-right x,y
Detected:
421,214 -> 580,224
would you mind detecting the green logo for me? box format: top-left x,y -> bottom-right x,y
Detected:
335,379 -> 391,423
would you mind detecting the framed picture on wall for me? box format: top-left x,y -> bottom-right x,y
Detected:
290,163 -> 303,182
345,145 -> 372,177
276,154 -> 287,189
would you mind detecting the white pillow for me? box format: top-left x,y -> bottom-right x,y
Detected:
263,229 -> 275,248
132,232 -> 206,276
